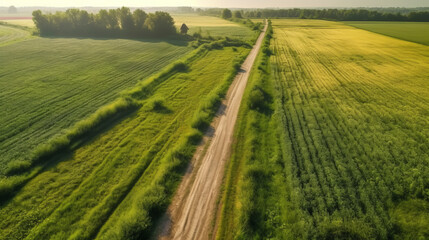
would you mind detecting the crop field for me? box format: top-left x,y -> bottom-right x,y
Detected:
345,21 -> 429,45
0,19 -> 35,28
219,19 -> 429,240
0,37 -> 250,239
173,14 -> 257,41
0,35 -> 192,175
0,24 -> 32,46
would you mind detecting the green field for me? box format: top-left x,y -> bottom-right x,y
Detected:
0,43 -> 250,240
0,36 -> 192,176
345,21 -> 429,45
173,14 -> 257,41
0,15 -> 257,239
0,24 -> 32,46
0,19 -> 34,28
219,19 -> 429,240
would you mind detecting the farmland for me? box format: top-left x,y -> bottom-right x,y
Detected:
0,11 -> 256,238
219,19 -> 429,240
173,14 -> 257,41
0,24 -> 32,46
0,36 -> 192,176
345,21 -> 429,45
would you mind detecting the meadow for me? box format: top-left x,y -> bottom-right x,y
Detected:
219,19 -> 429,240
0,19 -> 34,28
0,36 -> 192,176
0,24 -> 32,46
0,14 -> 257,239
345,21 -> 429,45
173,14 -> 257,41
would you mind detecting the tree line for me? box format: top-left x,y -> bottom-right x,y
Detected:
32,7 -> 177,38
201,8 -> 429,22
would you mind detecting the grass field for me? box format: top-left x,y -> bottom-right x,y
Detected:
173,14 -> 257,41
0,43 -> 249,239
345,21 -> 429,46
0,36 -> 192,176
0,19 -> 34,28
219,19 -> 429,240
0,24 -> 32,46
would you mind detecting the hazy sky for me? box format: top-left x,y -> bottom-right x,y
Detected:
1,0 -> 428,8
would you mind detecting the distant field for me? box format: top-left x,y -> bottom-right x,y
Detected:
345,21 -> 429,45
0,45 -> 250,240
173,14 -> 257,41
0,24 -> 32,46
0,36 -> 192,175
0,19 -> 34,28
220,19 -> 429,240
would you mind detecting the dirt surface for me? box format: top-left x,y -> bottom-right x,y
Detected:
154,21 -> 267,240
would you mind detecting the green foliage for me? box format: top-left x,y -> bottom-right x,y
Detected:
241,8 -> 429,21
32,8 -> 177,38
233,11 -> 243,19
222,9 -> 233,19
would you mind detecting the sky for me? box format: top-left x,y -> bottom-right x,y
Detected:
1,0 -> 428,8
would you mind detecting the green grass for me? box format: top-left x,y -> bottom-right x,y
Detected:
0,19 -> 35,28
345,21 -> 429,46
219,19 -> 429,240
0,36 -> 192,176
0,41 -> 250,240
173,14 -> 258,42
0,24 -> 33,46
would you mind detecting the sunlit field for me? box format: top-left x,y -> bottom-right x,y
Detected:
173,14 -> 257,41
345,21 -> 429,45
219,19 -> 429,240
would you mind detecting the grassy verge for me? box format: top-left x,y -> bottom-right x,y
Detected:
217,20 -> 276,240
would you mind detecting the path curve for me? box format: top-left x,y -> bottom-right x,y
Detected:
155,20 -> 268,240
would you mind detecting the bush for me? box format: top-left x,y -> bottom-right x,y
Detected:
248,88 -> 266,110
5,160 -> 32,175
172,62 -> 189,72
147,97 -> 166,111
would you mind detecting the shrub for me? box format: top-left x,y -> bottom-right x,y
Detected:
148,97 -> 166,111
5,160 -> 32,175
172,62 -> 189,72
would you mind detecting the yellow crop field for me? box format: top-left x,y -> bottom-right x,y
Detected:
220,19 -> 429,240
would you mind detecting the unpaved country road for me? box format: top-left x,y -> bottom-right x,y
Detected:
155,21 -> 268,240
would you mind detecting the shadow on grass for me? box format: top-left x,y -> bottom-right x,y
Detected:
0,107 -> 139,206
41,35 -> 191,47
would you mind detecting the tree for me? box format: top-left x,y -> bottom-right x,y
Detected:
233,11 -> 243,19
8,5 -> 17,14
133,9 -> 147,33
144,11 -> 176,37
221,9 -> 232,19
32,10 -> 52,35
117,7 -> 134,34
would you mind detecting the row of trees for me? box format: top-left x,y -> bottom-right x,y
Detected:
200,8 -> 429,22
243,8 -> 429,21
32,7 -> 177,37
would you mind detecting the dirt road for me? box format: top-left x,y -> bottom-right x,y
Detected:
155,21 -> 268,240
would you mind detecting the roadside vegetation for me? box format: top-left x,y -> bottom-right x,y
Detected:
219,19 -> 429,240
